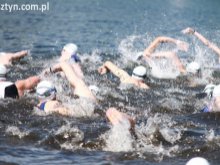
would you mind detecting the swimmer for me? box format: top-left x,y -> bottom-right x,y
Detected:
201,84 -> 220,112
36,62 -> 96,115
98,61 -> 149,89
0,64 -> 40,99
40,61 -> 95,100
182,27 -> 220,59
36,80 -> 72,115
186,157 -> 210,165
139,36 -> 189,74
0,50 -> 28,66
43,43 -> 84,79
136,36 -> 203,77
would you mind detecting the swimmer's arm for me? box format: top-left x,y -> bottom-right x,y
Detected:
41,63 -> 62,75
60,62 -> 82,87
143,36 -> 188,57
15,76 -> 41,96
98,61 -> 130,80
52,106 -> 71,116
209,43 -> 220,58
16,76 -> 40,90
106,107 -> 135,130
45,61 -> 84,79
42,63 -> 62,75
183,27 -> 220,57
44,101 -> 71,116
7,50 -> 28,62
139,82 -> 150,89
71,63 -> 84,79
50,63 -> 63,73
60,62 -> 96,100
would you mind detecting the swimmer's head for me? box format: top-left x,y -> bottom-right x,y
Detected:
186,62 -> 201,75
132,65 -> 147,80
63,43 -> 78,55
186,157 -> 209,165
0,64 -> 7,81
60,43 -> 78,61
36,80 -> 57,100
204,84 -> 216,99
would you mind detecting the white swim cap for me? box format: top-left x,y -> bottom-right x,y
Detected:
36,80 -> 57,99
204,84 -> 216,99
213,84 -> 220,97
63,43 -> 78,55
132,65 -> 147,80
186,157 -> 209,165
186,62 -> 201,74
0,64 -> 7,80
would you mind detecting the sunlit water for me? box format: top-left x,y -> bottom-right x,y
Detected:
1,0 -> 220,164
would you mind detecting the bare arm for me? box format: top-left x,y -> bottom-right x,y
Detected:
182,27 -> 220,57
60,62 -> 96,101
49,106 -> 72,116
43,100 -> 73,116
106,107 -> 135,130
50,63 -> 62,73
7,50 -> 28,62
41,63 -> 62,75
60,62 -> 83,88
42,63 -> 83,78
98,61 -> 130,80
71,63 -> 84,79
143,36 -> 189,57
15,76 -> 41,97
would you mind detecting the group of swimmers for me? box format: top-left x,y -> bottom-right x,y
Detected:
0,27 -> 219,164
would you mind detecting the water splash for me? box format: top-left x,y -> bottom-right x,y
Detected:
55,124 -> 84,150
6,126 -> 29,139
103,123 -> 134,152
150,58 -> 180,79
159,128 -> 182,144
118,34 -> 149,64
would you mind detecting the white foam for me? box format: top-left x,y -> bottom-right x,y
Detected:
160,128 -> 182,144
205,129 -> 215,141
6,126 -> 29,138
118,34 -> 148,63
150,58 -> 180,79
55,124 -> 84,141
103,124 -> 134,152
56,124 -> 84,150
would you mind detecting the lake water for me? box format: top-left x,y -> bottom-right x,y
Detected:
1,0 -> 220,164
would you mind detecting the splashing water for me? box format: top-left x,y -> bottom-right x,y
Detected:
150,58 -> 180,79
6,126 -> 30,139
103,120 -> 134,152
55,124 -> 84,150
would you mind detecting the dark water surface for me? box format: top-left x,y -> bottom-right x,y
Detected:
1,0 -> 220,164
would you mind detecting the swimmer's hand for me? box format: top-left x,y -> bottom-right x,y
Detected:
182,27 -> 195,35
176,40 -> 189,52
143,50 -> 151,57
18,50 -> 29,56
98,65 -> 108,75
24,50 -> 29,55
106,108 -> 135,129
